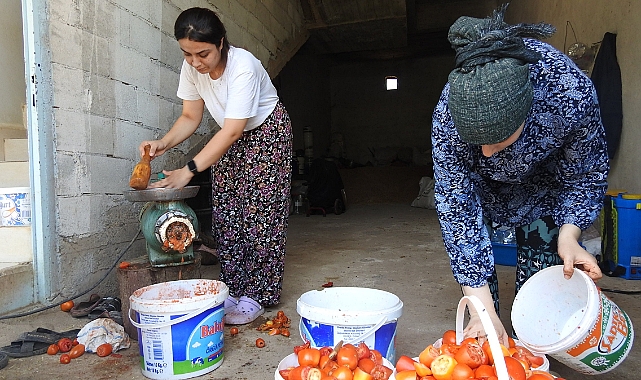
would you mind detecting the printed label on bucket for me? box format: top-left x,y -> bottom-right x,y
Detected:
136,305 -> 225,379
299,317 -> 397,362
0,191 -> 31,226
559,291 -> 634,374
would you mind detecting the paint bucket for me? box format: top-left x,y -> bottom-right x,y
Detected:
129,279 -> 229,380
511,265 -> 634,375
296,287 -> 403,363
0,187 -> 31,226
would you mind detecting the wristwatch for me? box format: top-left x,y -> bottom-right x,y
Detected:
187,160 -> 199,174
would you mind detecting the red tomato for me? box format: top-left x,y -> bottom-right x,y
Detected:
255,338 -> 266,348
298,348 -> 321,367
503,356 -> 526,380
321,376 -> 338,380
353,367 -> 374,380
430,355 -> 457,380
418,345 -> 440,367
60,300 -> 75,312
481,341 -> 509,365
69,343 -> 85,359
331,366 -> 354,380
395,355 -> 417,372
358,358 -> 376,374
47,344 -> 59,355
529,374 -> 555,380
370,364 -> 393,380
356,342 -> 371,360
59,353 -> 71,364
369,349 -> 384,365
442,330 -> 457,345
96,343 -> 113,357
336,345 -> 359,370
474,364 -> 495,379
230,327 -> 239,336
289,366 -> 319,380
439,343 -> 460,356
294,341 -> 311,354
451,363 -> 474,380
395,370 -> 417,380
507,336 -> 516,348
454,341 -> 487,369
57,338 -> 73,353
320,346 -> 333,357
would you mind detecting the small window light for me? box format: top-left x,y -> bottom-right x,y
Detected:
386,76 -> 398,90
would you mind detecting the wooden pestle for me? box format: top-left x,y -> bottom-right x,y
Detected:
129,144 -> 152,190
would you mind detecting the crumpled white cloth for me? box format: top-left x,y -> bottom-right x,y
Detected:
76,318 -> 131,353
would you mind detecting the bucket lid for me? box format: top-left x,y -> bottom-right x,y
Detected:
129,279 -> 228,314
296,287 -> 403,325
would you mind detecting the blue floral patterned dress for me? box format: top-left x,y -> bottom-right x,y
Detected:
432,39 -> 609,306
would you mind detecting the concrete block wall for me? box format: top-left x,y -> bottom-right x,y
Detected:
42,0 -> 307,300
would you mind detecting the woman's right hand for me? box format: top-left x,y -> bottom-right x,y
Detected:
138,140 -> 167,159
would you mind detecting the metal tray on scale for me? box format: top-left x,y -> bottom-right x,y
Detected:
124,186 -> 200,202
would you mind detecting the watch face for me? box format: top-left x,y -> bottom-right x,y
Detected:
188,160 -> 197,173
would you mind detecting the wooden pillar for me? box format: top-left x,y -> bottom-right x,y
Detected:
117,253 -> 202,340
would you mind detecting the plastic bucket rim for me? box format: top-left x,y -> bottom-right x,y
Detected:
296,287 -> 404,325
129,279 -> 228,314
512,266 -> 601,353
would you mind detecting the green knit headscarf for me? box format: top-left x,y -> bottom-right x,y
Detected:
447,4 -> 555,145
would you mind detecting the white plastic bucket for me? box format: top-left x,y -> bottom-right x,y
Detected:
296,287 -> 403,363
511,266 -> 634,375
129,279 -> 229,380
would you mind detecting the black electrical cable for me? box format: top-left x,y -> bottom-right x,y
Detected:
0,228 -> 141,320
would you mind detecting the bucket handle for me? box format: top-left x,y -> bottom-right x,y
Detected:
128,297 -> 222,330
456,296 -> 509,380
346,316 -> 388,345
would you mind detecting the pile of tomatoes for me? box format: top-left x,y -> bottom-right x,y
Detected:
278,341 -> 394,380
393,330 -> 565,380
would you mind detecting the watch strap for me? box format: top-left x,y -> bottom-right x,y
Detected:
187,160 -> 198,173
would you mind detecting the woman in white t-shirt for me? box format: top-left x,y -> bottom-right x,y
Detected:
139,7 -> 292,325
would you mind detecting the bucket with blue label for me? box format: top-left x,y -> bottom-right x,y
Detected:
129,279 -> 228,380
0,187 -> 31,226
296,287 -> 403,363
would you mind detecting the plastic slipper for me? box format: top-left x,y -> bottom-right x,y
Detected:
70,294 -> 102,318
91,310 -> 124,326
0,352 -> 8,370
17,328 -> 81,343
224,296 -> 264,325
0,339 -> 50,358
224,296 -> 239,315
87,297 -> 122,320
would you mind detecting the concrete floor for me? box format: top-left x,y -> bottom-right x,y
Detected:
1,203 -> 640,379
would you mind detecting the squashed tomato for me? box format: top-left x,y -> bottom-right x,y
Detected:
369,349 -> 384,365
454,341 -> 487,369
430,354 -> 457,380
439,343 -> 460,356
418,344 -> 440,367
353,367 -> 373,380
356,342 -> 371,360
369,363 -> 393,380
414,361 -> 432,377
528,374 -> 555,380
289,365 -> 322,380
57,338 -> 73,353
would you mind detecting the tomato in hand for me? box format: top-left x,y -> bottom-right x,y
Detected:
57,338 -> 73,353
298,348 -> 321,367
395,355 -> 417,372
454,341 -> 487,369
430,354 -> 457,380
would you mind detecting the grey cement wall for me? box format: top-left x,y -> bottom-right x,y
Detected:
43,0 -> 307,300
0,0 -> 25,127
507,0 -> 641,194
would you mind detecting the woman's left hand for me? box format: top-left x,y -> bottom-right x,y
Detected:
148,167 -> 194,189
557,224 -> 602,281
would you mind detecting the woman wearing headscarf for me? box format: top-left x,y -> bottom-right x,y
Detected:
432,5 -> 608,343
139,7 -> 292,325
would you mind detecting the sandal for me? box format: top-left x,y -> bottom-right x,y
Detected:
224,296 -> 264,325
17,328 -> 81,343
0,352 -> 7,369
87,297 -> 122,320
0,340 -> 49,358
69,294 -> 102,318
91,310 -> 124,326
224,296 -> 239,315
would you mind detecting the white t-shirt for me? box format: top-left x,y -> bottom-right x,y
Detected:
176,46 -> 279,131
